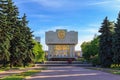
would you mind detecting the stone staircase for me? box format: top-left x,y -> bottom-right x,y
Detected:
44,61 -> 83,64
36,61 -> 92,67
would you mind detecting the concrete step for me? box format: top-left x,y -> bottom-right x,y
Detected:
36,63 -> 92,67
43,61 -> 84,64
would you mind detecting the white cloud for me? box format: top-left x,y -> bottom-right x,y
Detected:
31,0 -> 64,8
13,1 -> 29,5
13,0 -> 79,10
29,14 -> 53,22
30,14 -> 51,18
49,26 -> 70,31
88,24 -> 100,27
78,27 -> 99,34
76,35 -> 94,50
33,26 -> 69,36
33,25 -> 99,37
34,30 -> 45,36
13,0 -> 120,11
27,0 -> 88,11
80,29 -> 98,33
88,0 -> 120,10
88,1 -> 111,5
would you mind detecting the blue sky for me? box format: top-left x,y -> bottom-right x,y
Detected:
12,0 -> 120,50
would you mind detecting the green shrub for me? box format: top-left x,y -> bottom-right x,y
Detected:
91,55 -> 100,66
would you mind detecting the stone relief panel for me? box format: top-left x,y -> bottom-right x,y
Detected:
45,29 -> 78,44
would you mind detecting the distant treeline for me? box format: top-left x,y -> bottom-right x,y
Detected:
81,12 -> 120,68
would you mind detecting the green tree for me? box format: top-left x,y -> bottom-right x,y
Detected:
99,17 -> 114,67
33,40 -> 44,62
81,36 -> 99,61
6,0 -> 24,67
89,36 -> 99,57
81,41 -> 91,60
21,14 -> 35,67
113,12 -> 120,64
0,0 -> 11,67
0,0 -> 35,67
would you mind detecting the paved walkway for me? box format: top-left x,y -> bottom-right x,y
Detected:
26,66 -> 120,80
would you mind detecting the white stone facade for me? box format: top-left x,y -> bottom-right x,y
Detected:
45,29 -> 78,60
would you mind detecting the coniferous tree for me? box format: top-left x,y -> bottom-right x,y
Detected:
113,12 -> 120,64
0,0 -> 35,67
21,14 -> 34,67
0,0 -> 11,67
99,17 -> 114,67
6,0 -> 22,67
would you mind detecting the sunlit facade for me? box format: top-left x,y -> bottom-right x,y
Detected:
45,29 -> 78,60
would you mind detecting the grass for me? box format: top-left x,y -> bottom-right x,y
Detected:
0,68 -> 43,80
0,67 -> 26,73
0,67 -> 10,72
0,76 -> 23,80
113,71 -> 120,74
110,68 -> 120,74
0,65 -> 36,72
0,70 -> 4,72
86,67 -> 120,75
76,58 -> 85,61
19,70 -> 40,76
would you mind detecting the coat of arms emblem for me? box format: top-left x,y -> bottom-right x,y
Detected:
57,30 -> 66,39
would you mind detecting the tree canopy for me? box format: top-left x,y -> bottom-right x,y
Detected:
33,40 -> 45,62
0,0 -> 35,67
99,17 -> 114,67
113,12 -> 120,64
81,35 -> 99,61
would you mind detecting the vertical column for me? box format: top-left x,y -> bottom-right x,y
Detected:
72,45 -> 75,57
48,45 -> 54,59
51,45 -> 53,57
69,45 -> 73,57
48,45 -> 50,59
69,45 -> 75,58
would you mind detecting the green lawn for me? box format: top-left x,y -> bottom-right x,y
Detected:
0,67 -> 10,72
87,67 -> 120,75
1,76 -> 23,80
0,68 -> 44,80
